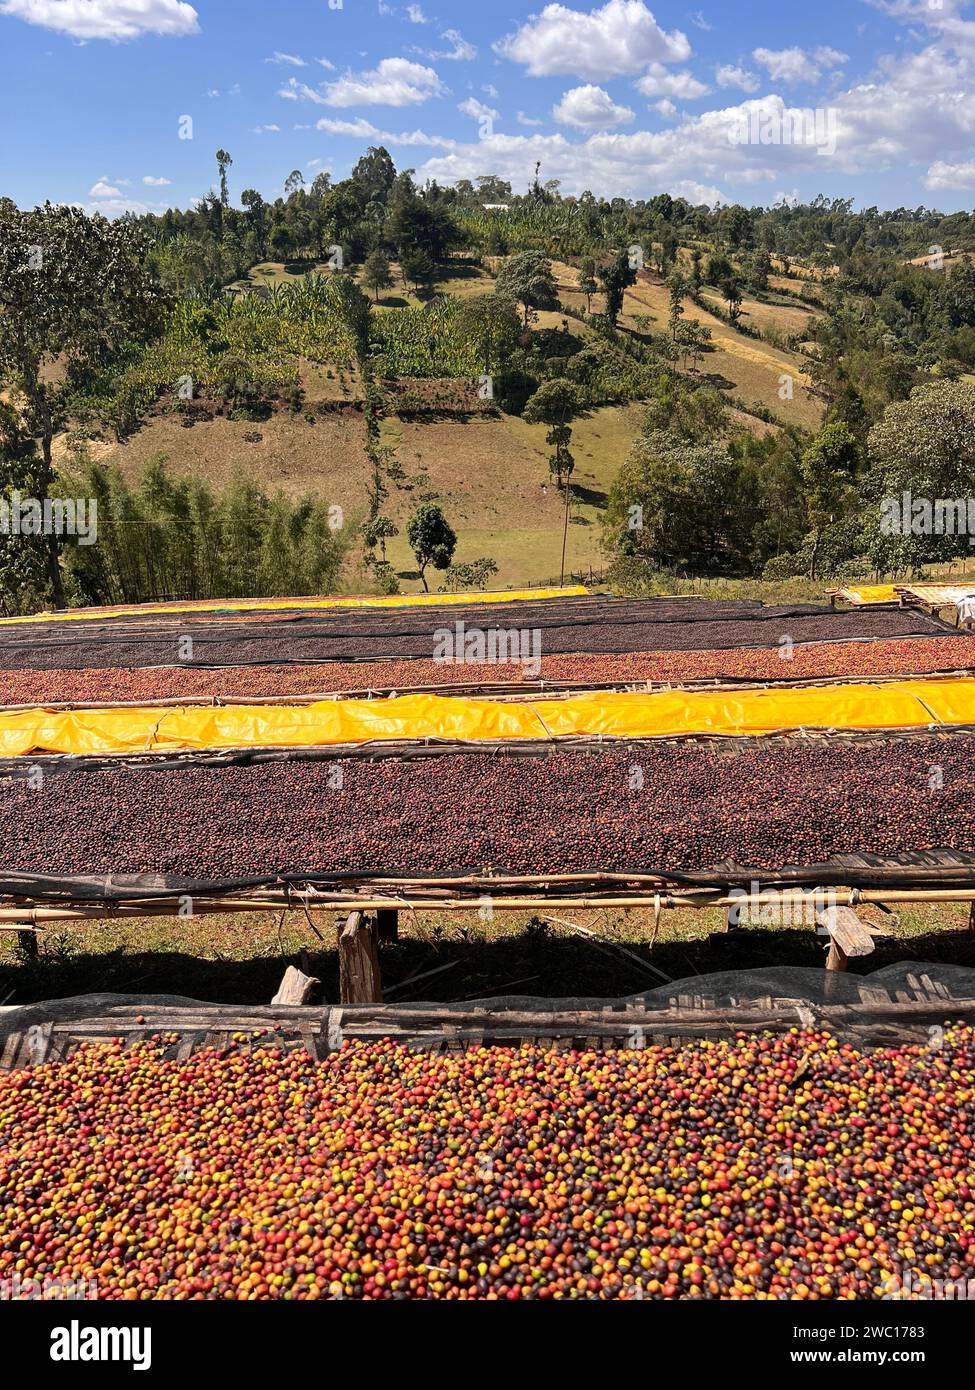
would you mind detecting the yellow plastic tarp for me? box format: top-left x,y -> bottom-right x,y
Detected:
0,587 -> 588,627
2,679 -> 975,758
840,585 -> 901,605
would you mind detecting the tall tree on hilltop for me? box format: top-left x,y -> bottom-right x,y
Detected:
215,149 -> 233,208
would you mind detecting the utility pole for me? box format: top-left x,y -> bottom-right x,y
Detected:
559,481 -> 571,585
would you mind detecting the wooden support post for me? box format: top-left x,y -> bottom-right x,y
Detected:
271,965 -> 320,1006
722,903 -> 743,933
825,938 -> 848,974
337,911 -> 383,1004
817,904 -> 875,996
968,900 -> 975,936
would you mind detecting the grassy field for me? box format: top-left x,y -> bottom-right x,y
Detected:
380,402 -> 646,586
3,902 -> 972,1007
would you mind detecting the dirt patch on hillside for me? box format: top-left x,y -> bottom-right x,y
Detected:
94,413 -> 372,508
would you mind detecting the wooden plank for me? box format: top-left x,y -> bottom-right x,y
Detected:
817,905 -> 876,959
271,966 -> 320,1006
0,1031 -> 24,1069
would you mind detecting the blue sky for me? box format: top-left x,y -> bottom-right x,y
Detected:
2,0 -> 975,214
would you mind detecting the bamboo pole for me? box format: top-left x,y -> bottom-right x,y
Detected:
2,884 -> 975,924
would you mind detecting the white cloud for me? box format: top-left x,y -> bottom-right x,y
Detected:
496,0 -> 690,79
267,51 -> 305,67
553,83 -> 635,130
652,98 -> 677,118
518,111 -> 545,126
459,97 -> 499,121
142,174 -> 171,185
672,178 -> 725,206
315,115 -> 454,148
688,9 -> 710,30
428,28 -> 475,61
254,124 -> 281,134
409,25 -> 975,203
85,196 -> 161,217
715,63 -> 758,93
483,83 -> 499,98
284,57 -> 445,107
926,159 -> 975,189
406,3 -> 427,20
752,45 -> 848,86
417,128 -> 735,200
89,176 -> 123,198
0,0 -> 198,40
635,63 -> 709,99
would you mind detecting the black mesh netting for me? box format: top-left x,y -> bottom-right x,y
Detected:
2,963 -> 974,1049
0,598 -> 953,670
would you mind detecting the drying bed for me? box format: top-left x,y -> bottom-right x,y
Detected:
0,600 -> 952,671
3,634 -> 975,706
1,1029 -> 973,1299
1,737 -> 973,881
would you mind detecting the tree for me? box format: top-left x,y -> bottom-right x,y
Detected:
0,204 -> 169,605
746,247 -> 771,294
674,318 -> 711,372
351,146 -> 397,209
273,221 -> 304,262
707,253 -> 733,287
800,420 -> 864,579
603,431 -> 744,574
866,378 -> 975,570
330,273 -> 372,364
598,251 -> 636,329
642,376 -> 728,443
476,175 -> 512,203
578,258 -> 598,314
721,275 -> 743,324
240,189 -> 267,257
406,502 -> 456,590
400,248 -> 437,293
0,401 -> 48,613
523,378 -> 582,489
388,190 -> 459,265
284,169 -> 305,198
456,294 -> 521,374
215,149 -> 233,209
362,249 -> 393,302
495,251 -> 558,328
689,248 -> 703,292
665,271 -> 688,340
308,171 -> 332,205
439,557 -> 499,591
363,514 -> 398,563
